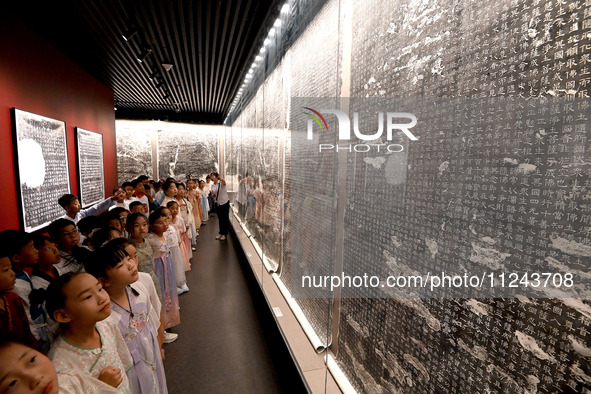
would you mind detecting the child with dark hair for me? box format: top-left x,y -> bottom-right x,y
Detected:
126,213 -> 161,299
86,240 -> 167,393
176,182 -> 196,254
132,178 -> 150,215
46,273 -> 133,392
107,238 -> 162,334
137,176 -> 157,207
0,230 -> 49,351
0,340 -> 120,393
121,181 -> 133,198
146,209 -> 180,343
0,340 -> 59,393
161,181 -> 178,208
110,238 -> 164,344
129,200 -> 145,214
76,216 -> 102,247
186,178 -> 202,243
198,179 -> 210,223
110,207 -> 129,216
167,200 -> 191,272
48,219 -> 85,274
0,242 -> 39,351
110,207 -> 130,237
58,193 -> 116,225
162,206 -> 188,294
144,183 -> 161,211
90,227 -> 123,250
122,181 -> 139,208
136,175 -> 149,183
31,235 -> 62,285
102,211 -> 124,235
110,186 -> 128,210
30,235 -> 62,346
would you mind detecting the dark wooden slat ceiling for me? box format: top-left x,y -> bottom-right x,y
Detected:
8,0 -> 278,123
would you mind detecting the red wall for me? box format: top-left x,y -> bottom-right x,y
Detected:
0,10 -> 117,231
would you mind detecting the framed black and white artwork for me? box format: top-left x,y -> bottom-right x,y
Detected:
75,127 -> 104,207
11,108 -> 70,232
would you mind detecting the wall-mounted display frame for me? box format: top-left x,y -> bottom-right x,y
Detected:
11,108 -> 71,232
75,127 -> 104,208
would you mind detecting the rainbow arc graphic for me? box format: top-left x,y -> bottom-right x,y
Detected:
302,107 -> 328,132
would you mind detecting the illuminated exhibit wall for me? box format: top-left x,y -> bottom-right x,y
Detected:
116,120 -> 220,184
225,0 -> 591,392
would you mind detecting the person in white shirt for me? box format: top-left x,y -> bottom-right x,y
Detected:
122,181 -> 139,208
58,193 -> 116,225
131,179 -> 150,214
109,186 -> 128,210
210,172 -> 229,241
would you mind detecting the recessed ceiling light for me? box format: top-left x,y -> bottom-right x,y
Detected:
122,28 -> 138,41
137,49 -> 151,63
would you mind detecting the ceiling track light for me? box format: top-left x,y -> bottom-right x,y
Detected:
122,28 -> 138,41
137,49 -> 152,63
155,80 -> 164,89
228,4 -> 289,119
149,71 -> 158,80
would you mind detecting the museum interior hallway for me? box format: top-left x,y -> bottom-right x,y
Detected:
162,214 -> 307,393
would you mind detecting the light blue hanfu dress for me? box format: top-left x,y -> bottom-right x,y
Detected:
110,283 -> 168,394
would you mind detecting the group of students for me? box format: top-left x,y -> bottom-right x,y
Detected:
0,173 -> 224,393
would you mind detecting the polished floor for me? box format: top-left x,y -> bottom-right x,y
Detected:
163,214 -> 306,393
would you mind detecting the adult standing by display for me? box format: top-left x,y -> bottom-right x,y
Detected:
210,172 -> 229,241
